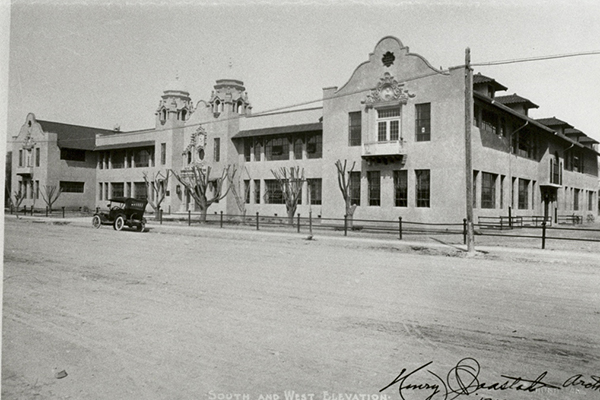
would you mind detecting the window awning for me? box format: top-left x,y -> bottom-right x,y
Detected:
95,140 -> 155,151
233,123 -> 322,139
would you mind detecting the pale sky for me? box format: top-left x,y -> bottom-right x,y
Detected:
5,0 -> 600,143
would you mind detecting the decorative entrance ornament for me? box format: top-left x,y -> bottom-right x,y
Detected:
363,72 -> 415,108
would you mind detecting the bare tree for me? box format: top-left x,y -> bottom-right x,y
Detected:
40,185 -> 62,213
143,170 -> 170,220
335,159 -> 358,228
12,190 -> 24,212
270,166 -> 304,225
227,166 -> 251,219
171,164 -> 233,222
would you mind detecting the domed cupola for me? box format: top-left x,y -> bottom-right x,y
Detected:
207,79 -> 251,118
156,75 -> 194,127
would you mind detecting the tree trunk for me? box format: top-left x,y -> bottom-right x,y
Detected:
199,208 -> 208,223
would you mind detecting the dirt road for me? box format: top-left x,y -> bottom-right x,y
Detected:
3,218 -> 600,399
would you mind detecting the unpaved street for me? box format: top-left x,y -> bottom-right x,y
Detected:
3,218 -> 600,400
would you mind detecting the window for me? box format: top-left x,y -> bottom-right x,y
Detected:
29,181 -> 34,199
264,179 -> 284,204
473,170 -> 478,208
254,180 -> 261,204
377,107 -> 401,142
500,175 -> 505,209
99,183 -> 103,201
111,182 -> 124,198
518,178 -> 529,209
35,148 -> 40,167
481,109 -> 498,135
244,180 -> 250,204
306,134 -> 322,159
415,169 -> 430,207
350,172 -> 361,206
367,171 -> 380,206
308,179 -> 322,205
512,129 -> 536,160
112,150 -> 125,169
589,191 -> 594,211
393,170 -> 408,207
214,138 -> 221,162
244,139 -> 251,162
134,148 -> 151,168
294,137 -> 303,160
134,182 -> 147,200
265,137 -> 289,161
18,150 -> 23,167
415,103 -> 431,141
473,104 -> 481,127
60,148 -> 86,162
161,143 -> 166,165
348,112 -> 362,146
254,139 -> 262,162
574,189 -> 580,211
60,181 -> 85,193
35,181 -> 39,200
481,172 -> 497,209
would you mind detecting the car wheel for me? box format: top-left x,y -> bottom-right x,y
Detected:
92,215 -> 102,229
114,215 -> 125,231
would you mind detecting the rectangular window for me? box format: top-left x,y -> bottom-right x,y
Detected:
393,170 -> 408,207
377,107 -> 401,142
126,182 -> 131,197
244,180 -> 250,204
473,170 -> 478,209
264,179 -> 284,204
350,172 -> 361,206
415,103 -> 431,141
589,191 -> 594,211
35,148 -> 40,167
367,171 -> 380,206
60,181 -> 85,193
60,148 -> 86,162
348,112 -> 362,146
111,150 -> 125,169
500,175 -> 505,209
518,178 -> 529,209
293,137 -> 303,160
253,139 -> 262,162
111,182 -> 124,198
416,169 -> 430,208
308,178 -> 322,205
306,134 -> 322,159
99,183 -> 103,201
161,143 -> 166,165
574,189 -> 580,211
35,181 -> 39,200
512,129 -> 536,160
214,138 -> 221,162
265,137 -> 289,161
244,139 -> 251,162
134,148 -> 151,168
481,109 -> 498,135
18,150 -> 23,167
254,180 -> 261,204
134,182 -> 147,200
29,181 -> 34,199
481,172 -> 497,209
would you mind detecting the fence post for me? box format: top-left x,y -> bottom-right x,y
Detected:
541,221 -> 547,249
398,217 -> 403,240
297,213 -> 300,233
62,207 -> 65,218
46,206 -> 48,217
159,208 -> 163,225
10,204 -> 12,214
309,211 -> 312,235
31,205 -> 34,216
463,218 -> 467,245
554,207 -> 558,224
220,211 -> 223,228
188,210 -> 191,226
344,215 -> 348,236
508,207 -> 512,228
256,212 -> 259,230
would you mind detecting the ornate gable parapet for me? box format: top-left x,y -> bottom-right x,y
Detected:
363,72 -> 415,108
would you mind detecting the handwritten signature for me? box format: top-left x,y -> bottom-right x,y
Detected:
380,357 -> 599,400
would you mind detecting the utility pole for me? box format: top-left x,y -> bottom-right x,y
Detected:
465,48 -> 475,254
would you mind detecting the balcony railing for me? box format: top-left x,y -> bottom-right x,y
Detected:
16,165 -> 33,176
362,139 -> 406,156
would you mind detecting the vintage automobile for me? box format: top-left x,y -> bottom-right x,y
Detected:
92,197 -> 148,232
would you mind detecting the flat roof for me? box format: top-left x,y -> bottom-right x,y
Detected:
95,140 -> 155,151
233,122 -> 322,139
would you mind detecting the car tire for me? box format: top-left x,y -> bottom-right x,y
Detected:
114,215 -> 125,231
92,215 -> 102,229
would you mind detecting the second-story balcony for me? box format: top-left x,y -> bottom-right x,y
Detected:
16,165 -> 33,176
362,139 -> 407,165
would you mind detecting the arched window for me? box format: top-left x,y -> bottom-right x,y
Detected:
181,109 -> 187,121
187,151 -> 192,164
237,101 -> 244,114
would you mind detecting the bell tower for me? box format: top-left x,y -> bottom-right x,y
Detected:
156,76 -> 194,128
207,79 -> 251,118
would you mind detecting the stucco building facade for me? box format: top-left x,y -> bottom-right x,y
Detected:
11,36 -> 599,223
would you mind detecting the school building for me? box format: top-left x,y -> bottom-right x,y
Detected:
11,36 -> 599,223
